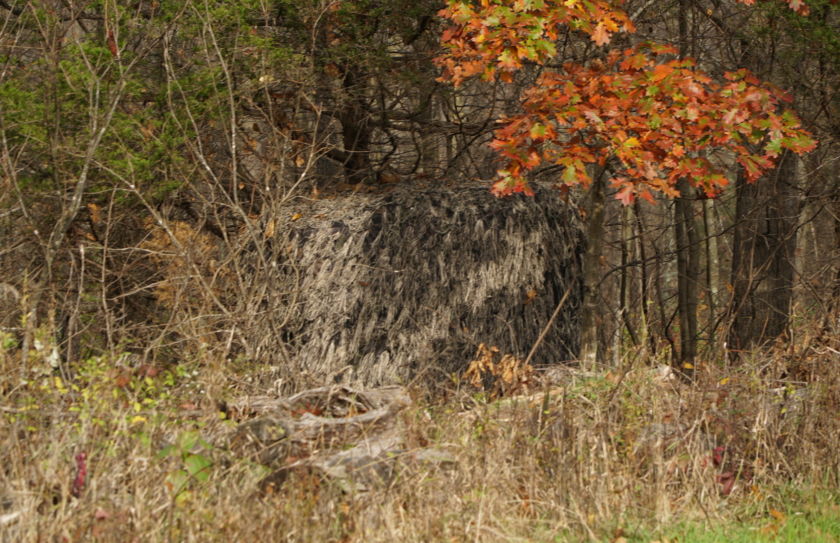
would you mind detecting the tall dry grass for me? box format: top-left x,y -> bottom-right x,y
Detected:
1,316 -> 838,542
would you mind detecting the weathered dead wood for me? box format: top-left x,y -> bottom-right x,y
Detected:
226,385 -> 455,492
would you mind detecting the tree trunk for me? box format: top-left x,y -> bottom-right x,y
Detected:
619,205 -> 638,348
634,200 -> 656,354
339,69 -> 373,184
579,168 -> 607,367
702,199 -> 719,347
833,196 -> 840,313
674,178 -> 700,369
728,150 -> 799,355
672,0 -> 700,372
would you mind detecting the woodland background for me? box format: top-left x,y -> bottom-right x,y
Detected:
0,0 -> 838,541
0,0 -> 837,373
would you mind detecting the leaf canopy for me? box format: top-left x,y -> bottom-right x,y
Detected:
436,0 -> 817,202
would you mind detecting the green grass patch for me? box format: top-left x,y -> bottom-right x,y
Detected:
632,491 -> 840,543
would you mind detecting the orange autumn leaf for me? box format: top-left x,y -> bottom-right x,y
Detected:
437,0 -> 817,201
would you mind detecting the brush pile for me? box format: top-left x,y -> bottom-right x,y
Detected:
264,182 -> 583,384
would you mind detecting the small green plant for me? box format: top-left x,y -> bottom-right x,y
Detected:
0,330 -> 17,351
157,429 -> 216,506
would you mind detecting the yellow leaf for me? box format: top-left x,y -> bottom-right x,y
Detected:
87,203 -> 102,224
769,508 -> 786,521
291,213 -> 302,221
682,362 -> 694,369
525,289 -> 538,303
719,377 -> 730,385
264,219 -> 276,239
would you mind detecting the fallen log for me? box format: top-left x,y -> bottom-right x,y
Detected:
226,385 -> 455,492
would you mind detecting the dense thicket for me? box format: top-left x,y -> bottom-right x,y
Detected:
0,0 -> 837,382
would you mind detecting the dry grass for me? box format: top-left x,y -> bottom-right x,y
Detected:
1,324 -> 838,542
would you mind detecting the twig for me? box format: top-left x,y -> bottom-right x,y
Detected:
523,285 -> 573,368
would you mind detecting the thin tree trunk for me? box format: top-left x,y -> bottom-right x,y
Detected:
833,195 -> 840,313
620,204 -> 638,348
579,167 -> 608,366
339,69 -> 373,184
703,199 -> 719,347
728,150 -> 799,355
672,0 -> 700,372
674,179 -> 700,368
653,237 -> 671,355
634,200 -> 655,354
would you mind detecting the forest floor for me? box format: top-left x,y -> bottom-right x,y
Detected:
1,325 -> 838,542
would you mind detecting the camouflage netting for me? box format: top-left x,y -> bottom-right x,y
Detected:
268,182 -> 583,385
